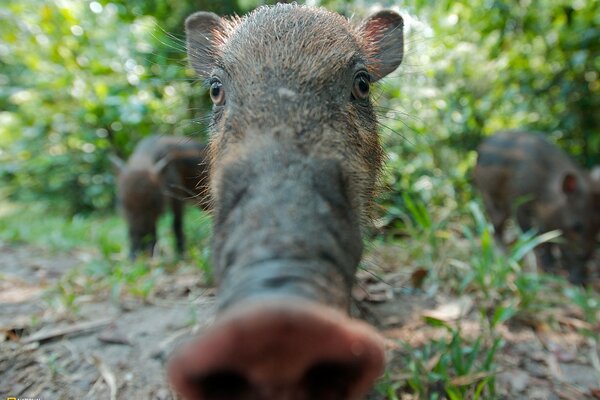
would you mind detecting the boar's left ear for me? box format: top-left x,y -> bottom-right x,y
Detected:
562,173 -> 578,194
360,10 -> 404,82
152,156 -> 172,175
108,154 -> 125,175
185,11 -> 224,79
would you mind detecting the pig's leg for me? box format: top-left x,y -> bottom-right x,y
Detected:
562,250 -> 588,285
172,197 -> 185,256
516,207 -> 559,273
534,243 -> 558,273
481,192 -> 509,243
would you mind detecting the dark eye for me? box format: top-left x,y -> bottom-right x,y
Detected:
209,80 -> 225,105
352,72 -> 370,100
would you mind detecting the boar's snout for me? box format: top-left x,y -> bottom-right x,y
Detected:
172,4 -> 407,398
212,146 -> 362,311
168,147 -> 385,399
168,299 -> 385,400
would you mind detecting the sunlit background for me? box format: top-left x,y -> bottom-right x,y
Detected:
1,0 -> 599,399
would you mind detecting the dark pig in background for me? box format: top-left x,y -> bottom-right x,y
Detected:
168,4 -> 405,400
474,130 -> 600,284
111,135 -> 210,259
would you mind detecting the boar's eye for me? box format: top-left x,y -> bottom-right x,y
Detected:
352,71 -> 370,100
209,79 -> 225,105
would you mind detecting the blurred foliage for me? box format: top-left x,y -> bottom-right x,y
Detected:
372,0 -> 599,230
1,1 -> 598,397
1,1 -> 194,212
1,0 -> 597,213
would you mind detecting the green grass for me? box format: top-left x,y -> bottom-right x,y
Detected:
0,200 -> 212,256
3,198 -> 599,398
371,197 -> 600,398
403,319 -> 500,400
0,201 -> 125,252
1,200 -> 214,307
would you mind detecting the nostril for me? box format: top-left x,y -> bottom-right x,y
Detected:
185,370 -> 254,400
169,301 -> 385,400
302,361 -> 360,400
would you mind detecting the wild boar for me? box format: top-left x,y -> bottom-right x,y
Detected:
168,4 -> 405,400
112,135 -> 210,258
474,130 -> 600,284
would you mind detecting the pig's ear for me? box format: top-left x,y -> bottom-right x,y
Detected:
152,156 -> 172,175
109,154 -> 125,176
185,12 -> 224,79
360,10 -> 404,82
562,173 -> 578,194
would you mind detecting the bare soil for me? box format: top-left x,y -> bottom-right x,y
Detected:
1,242 -> 599,399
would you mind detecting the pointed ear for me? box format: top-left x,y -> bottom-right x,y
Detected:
108,154 -> 125,175
185,11 -> 224,79
360,10 -> 404,82
562,173 -> 578,194
152,156 -> 171,175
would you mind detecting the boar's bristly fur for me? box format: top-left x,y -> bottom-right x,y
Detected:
170,4 -> 405,400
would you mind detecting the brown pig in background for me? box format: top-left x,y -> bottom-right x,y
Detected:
474,130 -> 600,284
111,135 -> 210,259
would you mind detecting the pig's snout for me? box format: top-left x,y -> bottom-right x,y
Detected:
168,300 -> 385,400
212,152 -> 364,311
177,4 -> 409,397
168,150 -> 383,399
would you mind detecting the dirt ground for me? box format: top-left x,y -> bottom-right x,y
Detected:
1,242 -> 599,399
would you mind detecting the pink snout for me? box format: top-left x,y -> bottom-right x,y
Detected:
168,300 -> 385,400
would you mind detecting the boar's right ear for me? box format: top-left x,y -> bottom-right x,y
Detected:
360,10 -> 404,82
185,12 -> 224,79
561,173 -> 579,195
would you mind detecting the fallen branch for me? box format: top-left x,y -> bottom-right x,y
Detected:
21,318 -> 112,344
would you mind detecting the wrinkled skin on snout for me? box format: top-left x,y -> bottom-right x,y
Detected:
168,4 -> 404,400
474,130 -> 600,284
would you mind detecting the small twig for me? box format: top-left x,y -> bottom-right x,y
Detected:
16,379 -> 35,397
21,318 -> 112,344
554,383 -> 588,400
450,371 -> 495,386
154,326 -> 194,361
92,355 -> 118,400
86,376 -> 104,398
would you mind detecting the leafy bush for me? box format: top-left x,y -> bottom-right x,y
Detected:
0,0 -> 209,212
